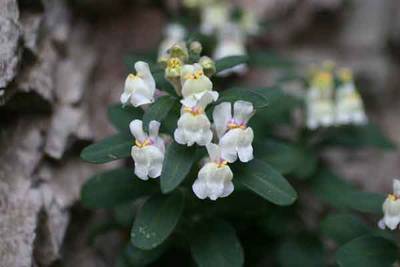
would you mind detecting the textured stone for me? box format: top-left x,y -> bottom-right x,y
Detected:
0,17 -> 21,89
17,40 -> 57,102
20,11 -> 43,54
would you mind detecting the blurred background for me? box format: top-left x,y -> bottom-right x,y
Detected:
0,0 -> 399,266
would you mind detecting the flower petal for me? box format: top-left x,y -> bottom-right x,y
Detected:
130,92 -> 153,107
233,100 -> 254,124
206,143 -> 222,162
129,120 -> 147,142
148,120 -> 161,138
120,91 -> 131,104
394,179 -> 400,196
213,102 -> 232,139
135,61 -> 156,91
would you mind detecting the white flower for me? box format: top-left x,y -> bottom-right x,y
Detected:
180,63 -> 218,107
158,24 -> 186,59
213,101 -> 255,163
214,23 -> 248,77
200,2 -> 231,35
174,93 -> 215,146
120,61 -> 156,107
192,143 -> 234,200
306,70 -> 335,129
130,119 -> 165,180
240,10 -> 260,35
306,91 -> 335,129
335,82 -> 368,125
378,179 -> 400,230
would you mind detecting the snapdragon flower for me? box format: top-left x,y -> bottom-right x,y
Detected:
335,69 -> 368,125
158,24 -> 187,61
214,23 -> 248,77
213,101 -> 255,163
180,63 -> 218,107
174,93 -> 215,146
306,70 -> 335,129
192,143 -> 234,200
120,61 -> 156,107
200,1 -> 231,35
130,120 -> 165,180
378,179 -> 400,230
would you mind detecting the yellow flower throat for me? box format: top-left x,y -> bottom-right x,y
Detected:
183,106 -> 203,116
135,139 -> 151,148
185,70 -> 204,80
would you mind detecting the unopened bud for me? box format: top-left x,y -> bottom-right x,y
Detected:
199,56 -> 216,77
169,42 -> 189,62
189,41 -> 202,55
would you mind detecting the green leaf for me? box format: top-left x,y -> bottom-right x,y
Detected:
311,170 -> 385,214
160,142 -> 197,193
215,55 -> 249,73
81,168 -> 156,208
235,159 -> 297,206
131,191 -> 185,250
216,87 -> 269,109
321,213 -> 370,245
117,243 -> 167,267
248,51 -> 295,69
80,133 -> 132,164
143,96 -> 177,129
191,220 -> 244,267
255,140 -> 307,175
108,104 -> 143,133
277,235 -> 324,267
336,235 -> 397,267
321,124 -> 395,150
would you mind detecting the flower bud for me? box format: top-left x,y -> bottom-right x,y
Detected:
189,41 -> 203,55
199,56 -> 216,77
169,42 -> 189,62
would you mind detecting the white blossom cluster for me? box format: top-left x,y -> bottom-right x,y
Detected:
166,0 -> 261,77
379,179 -> 400,230
306,65 -> 368,130
120,44 -> 255,200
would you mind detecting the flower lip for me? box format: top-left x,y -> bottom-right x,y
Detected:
216,159 -> 228,168
227,118 -> 246,130
183,106 -> 204,116
185,70 -> 205,80
388,194 -> 400,202
134,138 -> 154,148
128,73 -> 140,80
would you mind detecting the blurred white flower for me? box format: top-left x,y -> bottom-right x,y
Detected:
240,10 -> 260,35
120,61 -> 156,107
158,24 -> 186,60
130,120 -> 165,180
335,69 -> 368,125
214,23 -> 248,77
174,93 -> 215,146
192,143 -> 234,200
378,179 -> 400,230
306,70 -> 335,129
213,101 -> 255,163
200,1 -> 231,35
180,63 -> 218,107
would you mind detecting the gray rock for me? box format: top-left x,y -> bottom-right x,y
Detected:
0,17 -> 21,89
17,39 -> 58,102
20,11 -> 43,54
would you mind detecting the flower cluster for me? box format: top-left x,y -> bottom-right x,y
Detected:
379,179 -> 400,230
306,64 -> 368,129
176,0 -> 261,76
119,43 -> 255,200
